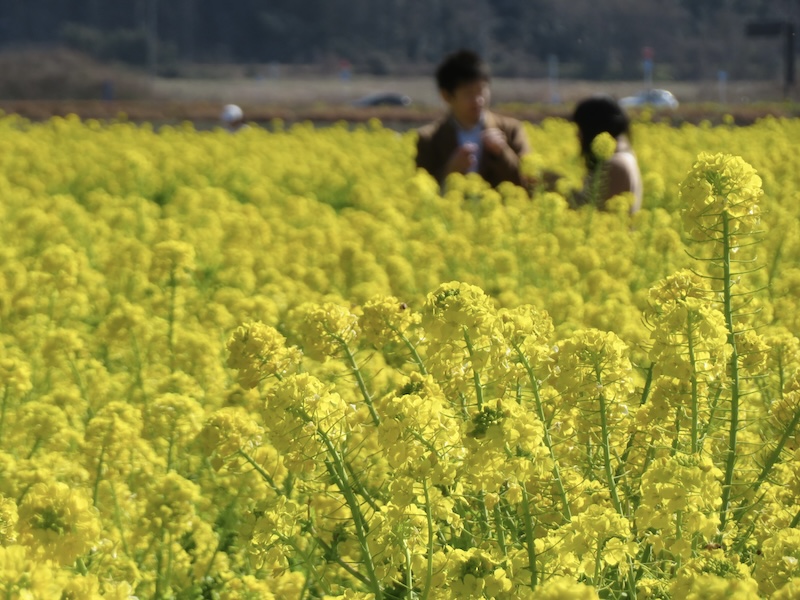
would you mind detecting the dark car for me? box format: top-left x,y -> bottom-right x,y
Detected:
352,92 -> 412,107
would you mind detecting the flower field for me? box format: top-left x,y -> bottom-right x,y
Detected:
2,113 -> 800,599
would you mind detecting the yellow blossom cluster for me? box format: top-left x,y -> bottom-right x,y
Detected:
1,113 -> 800,598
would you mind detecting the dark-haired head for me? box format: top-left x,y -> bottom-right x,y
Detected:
436,50 -> 490,95
572,95 -> 631,169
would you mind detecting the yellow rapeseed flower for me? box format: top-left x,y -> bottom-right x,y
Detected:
591,132 -> 617,162
680,152 -> 763,241
17,481 -> 101,566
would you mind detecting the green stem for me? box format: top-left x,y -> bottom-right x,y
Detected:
463,328 -> 484,411
626,557 -> 639,600
698,386 -> 723,447
410,429 -> 442,459
109,481 -> 132,557
166,431 -> 175,472
302,412 -> 381,599
238,449 -> 281,494
0,386 -> 9,446
478,492 -> 491,539
168,270 -> 177,373
283,530 -> 335,595
598,391 -> 623,516
338,339 -> 380,426
755,408 -> 800,489
589,161 -> 605,208
26,437 -> 42,459
67,357 -> 91,423
790,508 -> 800,529
131,333 -> 147,404
458,392 -> 469,420
345,460 -> 381,513
392,326 -> 427,375
675,510 -> 684,569
501,501 -> 522,544
403,541 -> 413,600
687,312 -> 700,454
520,486 -> 538,588
154,529 -> 165,599
494,503 -> 508,556
421,480 -> 434,600
76,557 -> 89,575
593,537 -> 606,586
325,455 -> 383,599
514,344 -> 571,521
632,444 -> 656,511
719,212 -> 741,536
165,530 -> 174,595
128,332 -> 147,406
583,194 -> 595,237
615,364 -> 654,481
16,482 -> 33,505
93,437 -> 108,507
634,543 -> 652,584
671,408 -> 682,456
734,405 -> 800,523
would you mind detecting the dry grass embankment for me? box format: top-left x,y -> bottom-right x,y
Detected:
1,49 -> 798,126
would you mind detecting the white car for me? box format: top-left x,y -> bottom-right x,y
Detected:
619,89 -> 679,109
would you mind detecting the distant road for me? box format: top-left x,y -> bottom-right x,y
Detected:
0,76 -> 796,127
147,75 -> 789,106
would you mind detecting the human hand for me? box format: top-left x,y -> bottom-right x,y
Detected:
482,128 -> 508,156
446,143 -> 478,174
541,169 -> 563,190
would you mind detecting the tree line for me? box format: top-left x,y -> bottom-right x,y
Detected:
0,0 -> 797,79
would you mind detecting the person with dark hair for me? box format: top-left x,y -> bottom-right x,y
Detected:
416,50 -> 530,188
571,95 -> 643,213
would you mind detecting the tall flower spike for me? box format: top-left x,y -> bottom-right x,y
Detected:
591,132 -> 617,162
680,152 -> 763,243
679,152 -> 766,539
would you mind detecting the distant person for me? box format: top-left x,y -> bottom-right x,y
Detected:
571,95 -> 643,213
416,50 -> 530,188
220,104 -> 246,132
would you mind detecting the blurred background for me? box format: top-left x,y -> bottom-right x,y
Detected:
0,0 -> 798,123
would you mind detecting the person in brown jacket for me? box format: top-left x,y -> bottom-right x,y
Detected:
416,50 -> 531,188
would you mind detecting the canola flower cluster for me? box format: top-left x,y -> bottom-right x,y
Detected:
1,113 -> 800,598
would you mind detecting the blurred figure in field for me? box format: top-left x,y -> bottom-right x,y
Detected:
571,95 -> 642,214
416,49 -> 530,188
220,104 -> 245,132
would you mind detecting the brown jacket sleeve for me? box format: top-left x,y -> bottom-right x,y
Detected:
415,127 -> 440,182
480,114 -> 531,187
415,119 -> 456,185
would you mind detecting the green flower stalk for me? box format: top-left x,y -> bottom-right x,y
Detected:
646,270 -> 730,457
0,386 -> 8,446
150,241 -> 196,374
513,344 -> 572,522
679,152 -> 764,534
361,295 -> 428,374
718,209 -> 742,533
553,329 -> 634,518
463,328 -> 485,411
